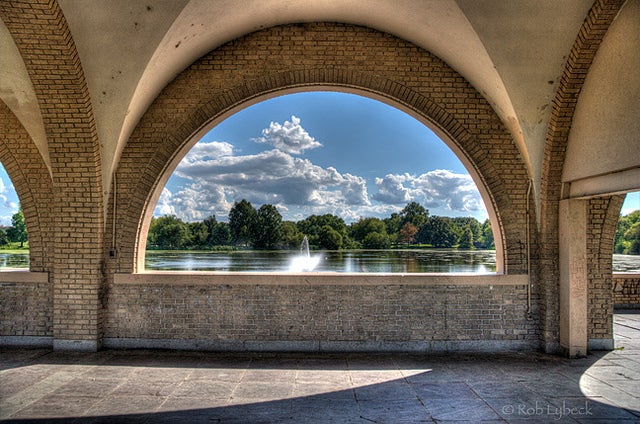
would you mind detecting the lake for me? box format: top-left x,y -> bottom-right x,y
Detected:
145,249 -> 498,273
1,250 -> 639,273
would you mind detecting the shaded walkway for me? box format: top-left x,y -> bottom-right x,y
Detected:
1,313 -> 639,423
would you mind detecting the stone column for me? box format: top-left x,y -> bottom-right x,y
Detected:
559,198 -> 588,358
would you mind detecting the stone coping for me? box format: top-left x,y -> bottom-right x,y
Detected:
2,271 -> 635,286
612,272 -> 640,277
114,272 -> 528,286
0,271 -> 48,283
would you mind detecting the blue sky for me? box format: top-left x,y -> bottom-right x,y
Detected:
0,91 -> 638,226
155,92 -> 487,223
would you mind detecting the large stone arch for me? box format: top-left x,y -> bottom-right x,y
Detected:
113,23 -> 532,278
0,101 -> 53,272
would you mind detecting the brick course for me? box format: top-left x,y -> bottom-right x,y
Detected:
0,279 -> 51,338
106,279 -> 537,349
613,274 -> 640,308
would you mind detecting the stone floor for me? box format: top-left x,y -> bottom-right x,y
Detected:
1,313 -> 639,423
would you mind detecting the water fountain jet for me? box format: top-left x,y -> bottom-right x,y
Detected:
288,235 -> 321,272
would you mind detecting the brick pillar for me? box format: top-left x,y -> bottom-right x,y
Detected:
1,0 -> 105,351
559,199 -> 588,358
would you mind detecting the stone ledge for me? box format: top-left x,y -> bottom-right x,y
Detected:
0,336 -> 52,347
114,272 -> 528,287
103,337 -> 537,353
0,271 -> 48,283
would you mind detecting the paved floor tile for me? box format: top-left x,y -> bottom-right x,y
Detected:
412,381 -> 476,399
421,396 -> 501,421
1,312 -> 638,423
171,379 -> 236,398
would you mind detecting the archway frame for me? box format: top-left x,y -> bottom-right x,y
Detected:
138,86 -> 505,272
112,23 -> 532,277
0,102 -> 53,273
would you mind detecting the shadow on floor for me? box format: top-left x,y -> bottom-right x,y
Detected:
1,312 -> 639,423
2,349 -> 639,423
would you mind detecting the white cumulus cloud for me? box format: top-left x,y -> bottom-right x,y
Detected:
373,169 -> 483,213
161,147 -> 370,222
253,116 -> 322,154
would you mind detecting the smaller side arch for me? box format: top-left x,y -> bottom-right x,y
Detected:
0,101 -> 53,272
587,195 -> 625,350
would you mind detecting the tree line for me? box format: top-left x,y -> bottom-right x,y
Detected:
147,200 -> 496,251
615,210 -> 640,255
0,210 -> 28,248
4,204 -> 638,254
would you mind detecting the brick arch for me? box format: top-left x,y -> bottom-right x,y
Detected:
0,102 -> 53,272
1,0 -> 105,348
114,23 -> 532,275
538,0 -> 626,352
587,195 -> 625,348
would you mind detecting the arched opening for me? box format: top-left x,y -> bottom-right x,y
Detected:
112,22 -> 533,278
141,90 -> 502,273
613,191 -> 640,313
0,162 -> 27,269
614,192 -> 640,266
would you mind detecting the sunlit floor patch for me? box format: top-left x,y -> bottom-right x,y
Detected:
2,314 -> 639,423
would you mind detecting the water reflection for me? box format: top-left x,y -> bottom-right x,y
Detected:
0,252 -> 29,268
0,251 -> 637,273
144,249 -> 498,273
612,254 -> 640,273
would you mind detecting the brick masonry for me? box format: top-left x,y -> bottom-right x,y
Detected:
105,278 -> 537,351
0,272 -> 53,343
0,277 -> 51,339
613,274 -> 640,309
0,1 -> 628,353
538,0 -> 625,353
587,196 -> 624,341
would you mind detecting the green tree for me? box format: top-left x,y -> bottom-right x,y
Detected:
458,225 -> 474,249
383,212 -> 403,238
477,219 -> 494,249
0,228 -> 9,246
350,217 -> 387,245
253,204 -> 283,249
228,199 -> 257,247
615,210 -> 640,254
7,210 -> 28,248
625,222 -> 640,255
297,214 -> 349,249
363,231 -> 390,249
417,216 -> 457,248
399,202 -> 429,229
147,215 -> 190,249
203,216 -> 232,247
210,222 -> 231,246
188,221 -> 209,248
281,221 -> 304,249
451,217 -> 482,243
318,225 -> 343,250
